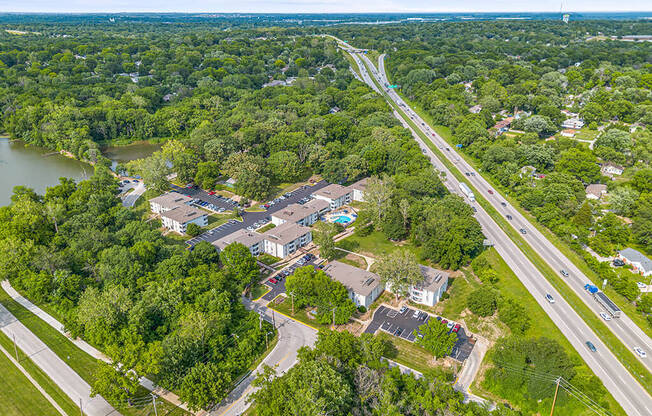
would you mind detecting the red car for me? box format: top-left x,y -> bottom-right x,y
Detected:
453,323 -> 461,333
488,189 -> 494,195
208,191 -> 216,195
268,278 -> 278,284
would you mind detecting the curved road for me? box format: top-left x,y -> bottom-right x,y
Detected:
338,41 -> 652,416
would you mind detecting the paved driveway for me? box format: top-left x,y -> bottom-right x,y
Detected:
261,257 -> 320,302
186,181 -> 329,249
365,305 -> 475,362
171,184 -> 238,211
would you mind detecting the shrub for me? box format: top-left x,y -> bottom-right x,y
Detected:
467,287 -> 497,316
186,223 -> 202,236
357,305 -> 367,313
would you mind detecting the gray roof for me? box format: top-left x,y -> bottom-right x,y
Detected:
213,229 -> 264,250
586,184 -> 607,198
322,261 -> 383,297
262,222 -> 311,246
619,248 -> 652,270
416,266 -> 449,293
348,177 -> 369,192
150,192 -> 191,209
313,184 -> 352,200
304,198 -> 330,212
160,205 -> 206,224
272,203 -> 317,222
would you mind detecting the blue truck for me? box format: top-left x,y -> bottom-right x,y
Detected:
585,284 -> 621,318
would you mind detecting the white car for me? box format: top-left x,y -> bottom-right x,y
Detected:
634,347 -> 647,358
545,294 -> 555,304
599,312 -> 612,321
637,282 -> 647,289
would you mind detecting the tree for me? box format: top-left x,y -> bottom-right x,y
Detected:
595,129 -> 632,153
186,222 -> 202,237
414,318 -> 457,359
364,176 -> 394,228
498,299 -> 531,334
179,362 -> 232,411
313,222 -> 337,260
220,243 -> 258,290
375,250 -> 422,302
128,151 -> 169,192
267,151 -> 302,182
632,169 -> 652,194
556,148 -> 602,184
522,115 -> 556,137
194,161 -> 221,190
467,286 -> 497,316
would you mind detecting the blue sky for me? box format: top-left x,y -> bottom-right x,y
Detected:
0,0 -> 650,13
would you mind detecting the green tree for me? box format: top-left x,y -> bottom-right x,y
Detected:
467,286 -> 497,316
414,318 -> 458,359
313,222 -> 337,260
498,299 -> 531,334
186,222 -> 202,237
220,243 -> 258,290
375,250 -> 422,302
194,161 -> 221,190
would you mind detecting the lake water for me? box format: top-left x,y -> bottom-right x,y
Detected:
0,138 -> 160,206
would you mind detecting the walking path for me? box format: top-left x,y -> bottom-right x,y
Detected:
0,301 -> 115,416
0,342 -> 67,416
334,247 -> 375,271
1,280 -> 193,415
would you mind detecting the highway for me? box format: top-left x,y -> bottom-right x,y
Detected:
370,51 -> 652,373
339,42 -> 652,416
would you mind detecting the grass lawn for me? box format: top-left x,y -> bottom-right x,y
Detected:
574,128 -> 600,141
207,214 -> 230,229
0,332 -> 77,416
0,288 -> 188,416
270,296 -> 331,332
336,231 -> 420,259
257,223 -> 276,233
378,332 -> 454,378
257,253 -> 281,266
250,284 -> 270,301
163,232 -> 190,246
132,189 -> 162,215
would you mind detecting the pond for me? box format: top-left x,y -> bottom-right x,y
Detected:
0,138 -> 161,206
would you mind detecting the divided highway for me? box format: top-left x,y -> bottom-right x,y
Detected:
339,41 -> 652,416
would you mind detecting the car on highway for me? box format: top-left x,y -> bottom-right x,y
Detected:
501,202 -> 507,207
506,214 -> 513,220
488,189 -> 494,195
545,294 -> 555,303
560,269 -> 569,277
586,341 -> 597,352
520,228 -> 527,234
600,312 -> 612,321
472,206 -> 477,213
634,347 -> 647,358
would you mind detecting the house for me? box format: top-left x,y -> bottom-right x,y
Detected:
410,266 -> 449,307
312,184 -> 353,210
561,109 -> 579,118
304,198 -> 331,216
271,203 -> 321,227
601,162 -> 624,177
160,205 -> 208,234
562,118 -> 585,129
491,117 -> 513,135
469,105 -> 482,114
618,248 -> 652,277
262,222 -> 312,258
213,229 -> 264,256
322,261 -> 384,309
349,177 -> 369,202
329,106 -> 341,114
560,129 -> 576,138
585,184 -> 608,200
149,192 -> 192,214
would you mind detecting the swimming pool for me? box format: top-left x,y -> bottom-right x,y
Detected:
332,215 -> 353,224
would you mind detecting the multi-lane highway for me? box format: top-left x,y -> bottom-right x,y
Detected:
371,51 -> 652,372
338,40 -> 652,416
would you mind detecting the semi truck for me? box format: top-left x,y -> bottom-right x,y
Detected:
459,182 -> 475,202
584,284 -> 620,317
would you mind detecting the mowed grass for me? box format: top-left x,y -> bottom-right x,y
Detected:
377,332 -> 455,378
336,231 -> 421,258
0,288 -> 188,416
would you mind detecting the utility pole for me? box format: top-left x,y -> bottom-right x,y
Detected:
550,377 -> 561,416
151,393 -> 158,416
290,291 -> 295,315
79,398 -> 83,416
12,333 -> 18,361
272,309 -> 276,328
259,312 -> 263,330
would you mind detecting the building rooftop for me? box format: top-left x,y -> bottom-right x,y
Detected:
304,198 -> 330,212
262,222 -> 311,246
619,248 -> 652,270
322,261 -> 383,297
349,177 -> 369,192
150,192 -> 191,209
313,184 -> 352,200
213,229 -> 264,251
160,205 -> 206,224
586,184 -> 607,198
416,266 -> 449,294
272,203 -> 317,222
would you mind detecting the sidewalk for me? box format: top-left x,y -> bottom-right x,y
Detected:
1,280 -> 195,415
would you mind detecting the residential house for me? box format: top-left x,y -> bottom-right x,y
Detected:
469,105 -> 482,114
618,248 -> 652,277
271,203 -> 321,227
585,184 -> 608,200
213,229 -> 264,256
312,184 -> 353,210
322,261 -> 384,309
262,222 -> 312,258
601,162 -> 624,178
160,205 -> 208,234
560,129 -> 576,138
329,106 -> 341,114
149,192 -> 192,214
349,177 -> 369,202
491,117 -> 513,136
562,118 -> 585,129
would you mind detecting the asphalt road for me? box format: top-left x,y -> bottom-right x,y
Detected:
341,43 -> 652,416
120,179 -> 145,208
372,52 -> 652,373
0,303 -> 116,416
185,181 -> 329,248
209,297 -> 317,416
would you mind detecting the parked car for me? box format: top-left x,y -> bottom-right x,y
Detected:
545,294 -> 555,303
208,191 -> 216,195
613,259 -> 625,267
447,321 -> 454,329
441,319 -> 448,326
413,310 -> 420,319
637,282 -> 647,289
560,269 -> 569,277
452,323 -> 461,333
394,328 -> 403,337
634,347 -> 647,358
586,341 -> 597,352
268,278 -> 278,284
399,306 -> 408,314
600,312 -> 612,321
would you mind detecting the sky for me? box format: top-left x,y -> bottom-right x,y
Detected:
1,0 -> 650,14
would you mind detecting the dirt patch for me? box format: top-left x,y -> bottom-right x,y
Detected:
343,253 -> 367,269
460,309 -> 507,342
340,320 -> 364,335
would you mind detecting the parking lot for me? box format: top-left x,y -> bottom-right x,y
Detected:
365,305 -> 475,362
170,184 -> 238,212
185,180 -> 329,249
261,255 -> 320,302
